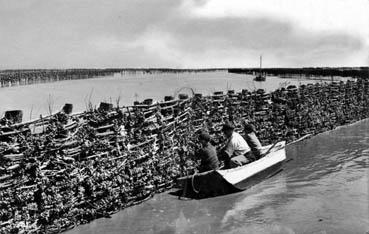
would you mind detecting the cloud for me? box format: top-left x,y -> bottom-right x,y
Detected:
189,0 -> 369,38
0,0 -> 367,68
139,14 -> 365,67
0,0 -> 183,68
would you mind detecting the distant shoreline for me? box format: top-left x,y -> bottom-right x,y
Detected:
0,67 -> 367,88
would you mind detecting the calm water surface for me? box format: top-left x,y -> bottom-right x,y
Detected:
0,71 -> 346,118
66,120 -> 369,234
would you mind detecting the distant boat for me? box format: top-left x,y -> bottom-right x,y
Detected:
254,55 -> 266,82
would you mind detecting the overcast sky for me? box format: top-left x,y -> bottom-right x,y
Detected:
0,0 -> 368,69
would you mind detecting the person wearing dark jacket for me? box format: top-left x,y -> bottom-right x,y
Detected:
195,131 -> 219,172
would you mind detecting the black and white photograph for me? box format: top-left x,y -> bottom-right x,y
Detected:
0,0 -> 368,233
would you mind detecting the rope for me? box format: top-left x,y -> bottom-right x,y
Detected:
191,171 -> 200,194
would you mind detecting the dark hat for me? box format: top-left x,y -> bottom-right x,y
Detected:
198,130 -> 211,142
244,123 -> 256,133
222,120 -> 235,131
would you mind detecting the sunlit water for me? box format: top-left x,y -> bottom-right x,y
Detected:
66,120 -> 369,234
0,71 -> 346,119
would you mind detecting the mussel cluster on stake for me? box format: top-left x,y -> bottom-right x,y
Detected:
1,78 -> 369,233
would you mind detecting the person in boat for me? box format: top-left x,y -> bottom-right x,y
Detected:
194,130 -> 219,172
243,122 -> 263,160
220,121 -> 252,168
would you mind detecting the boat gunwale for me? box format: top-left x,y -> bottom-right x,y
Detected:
176,141 -> 286,184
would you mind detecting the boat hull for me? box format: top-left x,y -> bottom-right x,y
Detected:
254,76 -> 266,82
176,141 -> 286,198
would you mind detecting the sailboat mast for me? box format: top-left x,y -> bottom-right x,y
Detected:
259,55 -> 262,75
254,55 -> 266,82
260,55 -> 262,69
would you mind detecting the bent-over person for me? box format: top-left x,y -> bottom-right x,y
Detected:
194,131 -> 219,172
243,122 -> 263,160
